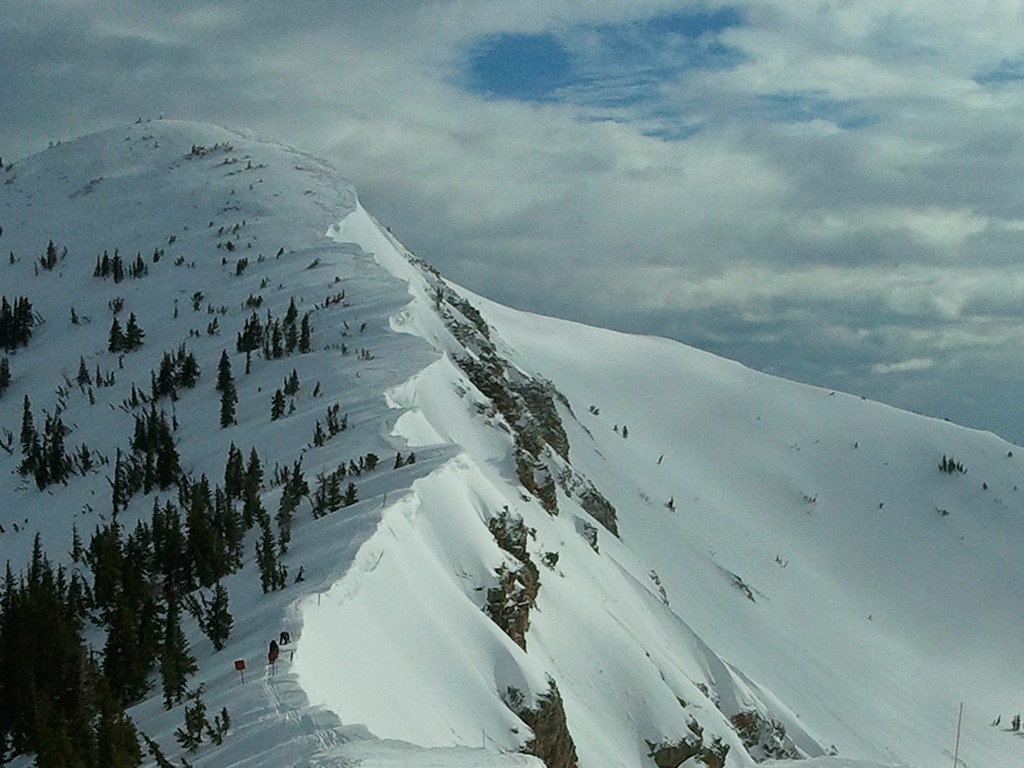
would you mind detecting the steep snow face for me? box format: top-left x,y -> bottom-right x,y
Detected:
465,293 -> 1024,767
318,208 -> 1024,766
2,121 -> 1021,768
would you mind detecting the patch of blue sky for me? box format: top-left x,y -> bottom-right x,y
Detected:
466,32 -> 574,101
594,7 -> 745,70
975,59 -> 1024,85
755,91 -> 876,131
463,7 -> 746,115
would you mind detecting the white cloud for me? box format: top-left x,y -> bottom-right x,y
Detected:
5,0 -> 1024,440
872,358 -> 935,375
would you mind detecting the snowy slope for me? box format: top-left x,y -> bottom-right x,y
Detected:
2,121 -> 1022,768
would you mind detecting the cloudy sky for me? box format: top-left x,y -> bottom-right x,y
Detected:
5,1 -> 1024,443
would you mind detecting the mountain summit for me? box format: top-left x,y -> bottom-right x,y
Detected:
0,120 -> 1021,768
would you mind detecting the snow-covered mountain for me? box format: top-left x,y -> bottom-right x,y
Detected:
1,120 -> 1022,768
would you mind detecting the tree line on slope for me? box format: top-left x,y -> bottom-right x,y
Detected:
0,432 -> 272,766
0,384 -> 412,766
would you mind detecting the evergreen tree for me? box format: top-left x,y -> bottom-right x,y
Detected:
343,481 -> 358,507
154,352 -> 177,401
269,321 -> 283,359
220,378 -> 238,427
39,240 -> 59,271
112,250 -> 125,283
129,252 -> 147,279
326,471 -> 344,513
223,443 -> 245,501
76,355 -> 91,388
173,688 -> 210,752
215,350 -> 232,393
93,678 -> 143,768
184,476 -> 222,588
110,449 -> 130,515
152,500 -> 189,594
216,353 -> 238,428
19,394 -> 35,456
31,695 -> 91,768
299,312 -> 312,353
124,313 -> 144,351
108,317 -> 124,353
255,513 -> 280,594
283,298 -> 299,352
236,313 -> 262,374
282,369 -> 298,396
202,582 -> 233,651
160,596 -> 197,710
103,601 -> 152,705
0,295 -> 35,351
270,388 -> 285,420
242,448 -> 264,528
41,413 -> 71,487
17,395 -> 41,479
276,483 -> 298,551
128,405 -> 181,492
0,542 -> 98,765
178,349 -> 200,388
213,487 -> 245,571
289,459 -> 309,500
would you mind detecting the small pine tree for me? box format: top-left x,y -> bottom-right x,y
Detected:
242,448 -> 264,528
219,377 -> 237,428
284,369 -> 300,396
342,482 -> 358,507
40,239 -> 59,270
179,351 -> 200,388
207,707 -> 230,745
323,472 -> 342,513
173,688 -> 209,752
223,443 -> 245,500
202,582 -> 233,651
76,356 -> 91,387
108,317 -> 124,353
160,598 -> 197,710
18,394 -> 38,476
255,514 -> 279,594
124,313 -> 145,351
299,313 -> 312,353
270,389 -> 285,421
215,350 -> 232,393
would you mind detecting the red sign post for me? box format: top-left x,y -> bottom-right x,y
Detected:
234,659 -> 246,684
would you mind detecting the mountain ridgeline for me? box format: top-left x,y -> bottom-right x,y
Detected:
1,121 -> 1023,768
